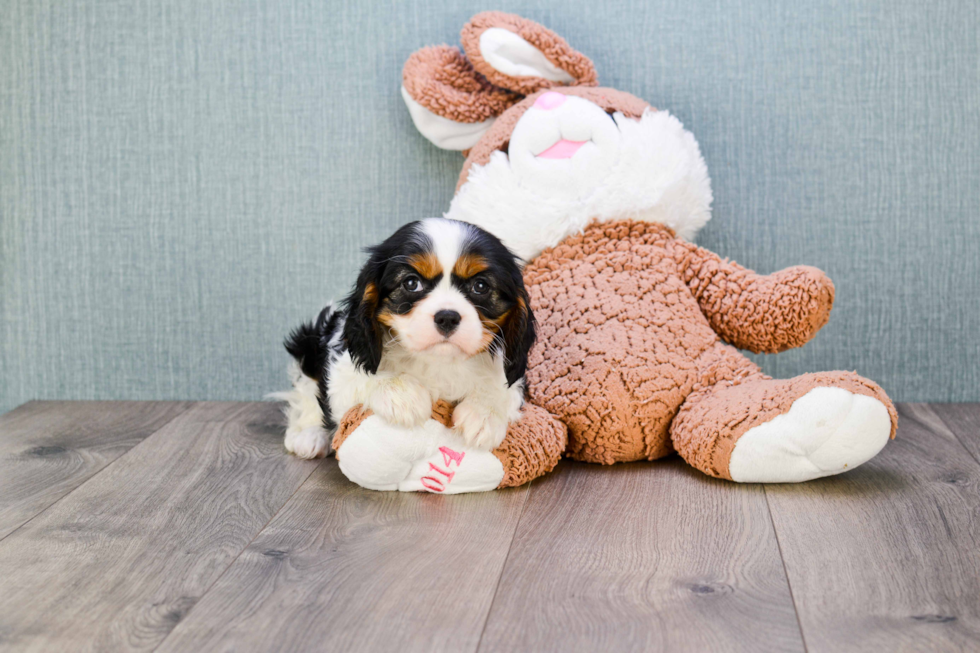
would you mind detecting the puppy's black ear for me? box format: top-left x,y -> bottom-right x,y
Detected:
342,259 -> 385,375
502,288 -> 536,387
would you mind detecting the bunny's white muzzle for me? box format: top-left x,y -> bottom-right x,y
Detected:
508,94 -> 622,196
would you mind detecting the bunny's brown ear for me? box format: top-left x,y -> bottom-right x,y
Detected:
460,12 -> 598,96
402,45 -> 520,151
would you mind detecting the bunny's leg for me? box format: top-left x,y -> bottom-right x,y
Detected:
332,407 -> 430,491
333,402 -> 566,493
396,402 -> 566,493
670,345 -> 897,482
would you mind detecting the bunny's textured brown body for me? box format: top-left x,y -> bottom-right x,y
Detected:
524,219 -> 895,479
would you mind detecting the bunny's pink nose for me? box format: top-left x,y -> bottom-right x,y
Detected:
534,91 -> 566,110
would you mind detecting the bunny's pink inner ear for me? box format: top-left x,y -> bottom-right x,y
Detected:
402,45 -> 521,150
460,12 -> 598,96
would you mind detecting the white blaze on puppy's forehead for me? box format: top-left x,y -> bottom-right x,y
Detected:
419,218 -> 473,286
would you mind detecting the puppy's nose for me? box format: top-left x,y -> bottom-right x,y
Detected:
533,91 -> 566,110
433,310 -> 461,336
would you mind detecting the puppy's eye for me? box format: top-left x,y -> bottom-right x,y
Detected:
403,276 -> 422,293
471,279 -> 490,295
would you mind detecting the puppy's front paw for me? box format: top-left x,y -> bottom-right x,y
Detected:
368,375 -> 432,427
452,400 -> 508,450
285,426 -> 330,459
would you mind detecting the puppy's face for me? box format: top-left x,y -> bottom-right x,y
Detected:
378,219 -> 518,358
343,218 -> 534,385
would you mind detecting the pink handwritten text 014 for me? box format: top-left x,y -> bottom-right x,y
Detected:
420,447 -> 466,492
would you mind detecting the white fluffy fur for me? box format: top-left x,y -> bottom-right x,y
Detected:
446,102 -> 713,262
272,360 -> 330,459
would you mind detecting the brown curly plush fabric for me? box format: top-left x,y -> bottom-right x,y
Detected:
457,87 -> 652,192
672,241 -> 836,353
333,400 -> 566,488
460,11 -> 598,96
523,219 -> 897,469
492,403 -> 567,487
427,399 -> 566,486
402,45 -> 520,123
331,405 -> 373,455
429,399 -> 455,428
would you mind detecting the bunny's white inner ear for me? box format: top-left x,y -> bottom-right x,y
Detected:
401,86 -> 495,151
479,28 -> 575,83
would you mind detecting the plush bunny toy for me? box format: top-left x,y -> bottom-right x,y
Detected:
392,11 -> 898,483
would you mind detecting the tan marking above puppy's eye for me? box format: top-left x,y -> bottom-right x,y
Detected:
407,252 -> 442,279
453,253 -> 489,278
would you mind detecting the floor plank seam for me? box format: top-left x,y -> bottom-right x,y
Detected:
932,407 -> 980,469
0,403 -> 194,545
473,480 -> 534,653
148,457 -> 324,653
763,486 -> 810,653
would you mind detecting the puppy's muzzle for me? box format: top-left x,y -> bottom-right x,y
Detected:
434,309 -> 461,336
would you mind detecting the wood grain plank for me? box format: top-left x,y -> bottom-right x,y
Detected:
477,459 -> 804,653
0,401 -> 191,540
765,403 -> 980,651
155,463 -> 530,653
0,402 -> 318,653
932,403 -> 980,465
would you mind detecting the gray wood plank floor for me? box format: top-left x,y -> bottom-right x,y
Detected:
478,460 -> 804,653
0,402 -> 317,652
764,404 -> 980,651
0,401 -> 191,541
0,401 -> 977,653
158,465 -> 530,653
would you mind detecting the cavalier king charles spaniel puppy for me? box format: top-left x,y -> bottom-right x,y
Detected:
279,218 -> 535,459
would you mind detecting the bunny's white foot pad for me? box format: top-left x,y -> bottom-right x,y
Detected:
728,387 -> 891,483
337,415 -> 504,494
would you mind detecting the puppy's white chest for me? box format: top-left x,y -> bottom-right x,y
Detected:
385,349 -> 503,404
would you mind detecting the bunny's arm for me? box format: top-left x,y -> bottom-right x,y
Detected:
671,240 -> 835,354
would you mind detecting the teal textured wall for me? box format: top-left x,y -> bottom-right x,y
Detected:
2,0 -> 979,412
